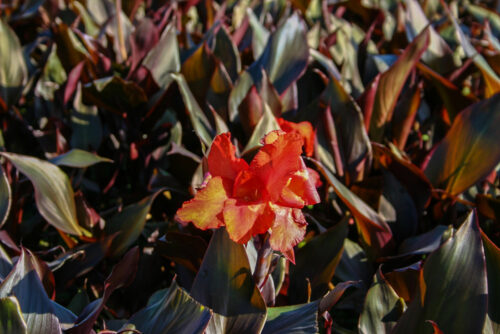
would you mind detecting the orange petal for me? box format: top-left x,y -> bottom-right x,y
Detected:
176,176 -> 228,230
223,200 -> 271,244
235,131 -> 303,202
277,118 -> 315,157
279,159 -> 321,207
208,133 -> 248,181
268,205 -> 307,264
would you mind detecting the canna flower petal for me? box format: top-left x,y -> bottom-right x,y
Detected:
234,131 -> 303,202
268,205 -> 307,264
208,133 -> 248,181
277,118 -> 316,157
279,159 -> 321,207
223,200 -> 273,244
176,176 -> 228,229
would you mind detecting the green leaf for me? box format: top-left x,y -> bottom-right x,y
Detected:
289,218 -> 348,303
0,152 -> 82,236
247,8 -> 270,60
190,229 -> 267,334
424,93 -> 500,196
0,249 -> 63,334
248,13 -> 309,94
212,26 -> 241,82
0,166 -> 11,228
359,269 -> 406,334
393,211 -> 487,334
106,191 -> 161,257
0,19 -> 27,109
0,297 -> 27,334
125,281 -> 211,334
143,23 -> 181,86
369,28 -> 430,141
262,301 -> 319,334
312,159 -> 393,257
405,0 -> 455,73
50,149 -> 112,168
242,102 -> 280,154
481,231 -> 500,333
449,10 -> 500,98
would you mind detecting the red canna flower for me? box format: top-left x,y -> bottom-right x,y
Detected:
277,117 -> 316,157
176,130 -> 321,263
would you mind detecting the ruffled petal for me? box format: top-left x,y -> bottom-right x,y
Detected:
268,205 -> 307,264
208,133 -> 248,181
279,159 -> 321,207
176,176 -> 228,230
277,118 -> 315,157
223,200 -> 272,244
235,131 -> 303,202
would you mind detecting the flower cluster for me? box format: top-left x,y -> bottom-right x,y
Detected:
176,129 -> 320,262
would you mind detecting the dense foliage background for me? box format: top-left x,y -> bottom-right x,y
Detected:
0,0 -> 500,333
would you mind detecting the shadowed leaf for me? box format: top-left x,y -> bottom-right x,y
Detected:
50,149 -> 112,168
0,297 -> 27,334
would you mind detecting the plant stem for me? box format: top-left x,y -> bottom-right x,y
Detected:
253,233 -> 272,288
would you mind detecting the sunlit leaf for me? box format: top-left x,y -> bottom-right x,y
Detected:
424,93 -> 500,196
393,211 -> 487,334
0,166 -> 11,228
481,231 -> 500,333
369,28 -> 430,141
50,149 -> 112,168
125,281 -> 211,334
0,297 -> 27,334
262,301 -> 319,334
0,153 -> 83,236
0,19 -> 27,109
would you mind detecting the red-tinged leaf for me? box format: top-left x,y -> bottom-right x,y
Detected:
320,76 -> 372,182
312,159 -> 394,256
67,247 -> 140,334
124,280 -> 211,334
106,191 -> 162,257
481,230 -> 500,333
416,63 -> 476,121
181,43 -> 216,104
476,194 -> 500,221
0,249 -> 70,334
448,8 -> 500,98
373,144 -> 432,211
268,206 -> 307,263
384,262 -> 421,302
426,320 -> 444,334
129,18 -> 159,74
242,102 -> 281,155
0,152 -> 83,236
248,13 -> 309,95
212,26 -> 241,82
223,200 -> 271,244
239,85 -> 264,136
369,28 -> 430,141
207,133 -> 248,181
277,118 -> 315,157
359,269 -> 406,334
190,229 -> 267,334
404,0 -> 455,74
289,218 -> 348,303
424,93 -> 500,196
392,211 -> 487,334
206,61 -> 233,121
64,61 -> 85,105
391,83 -> 421,150
176,176 -> 228,230
143,23 -> 180,86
